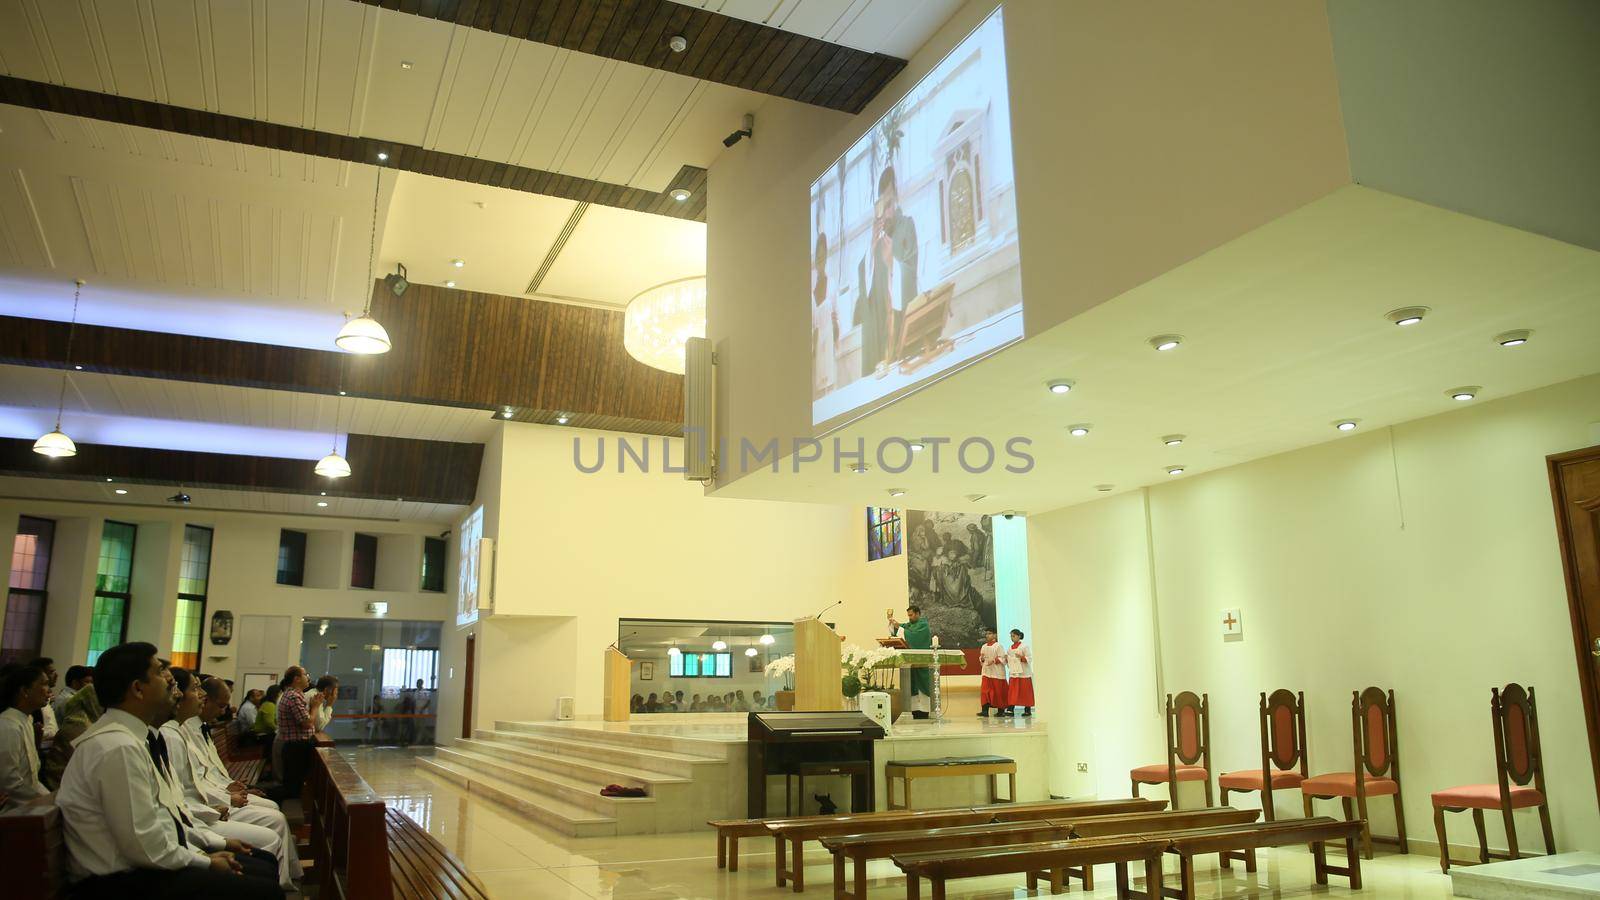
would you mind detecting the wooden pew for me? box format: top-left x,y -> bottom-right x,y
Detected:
821,805 -> 1254,900
769,797 -> 1166,892
0,798 -> 66,900
710,807 -> 987,872
893,835 -> 1168,900
884,755 -> 1017,809
212,724 -> 266,785
309,747 -> 489,900
1149,816 -> 1365,899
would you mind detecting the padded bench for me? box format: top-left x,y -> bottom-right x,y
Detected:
885,756 -> 1016,810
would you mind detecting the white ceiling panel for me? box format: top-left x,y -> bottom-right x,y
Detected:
0,474 -> 466,524
698,0 -> 963,59
537,204 -> 705,308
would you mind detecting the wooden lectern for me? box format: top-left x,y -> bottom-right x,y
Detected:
602,647 -> 631,722
793,618 -> 843,711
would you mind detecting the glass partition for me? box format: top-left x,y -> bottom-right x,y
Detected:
618,618 -> 801,713
297,617 -> 440,743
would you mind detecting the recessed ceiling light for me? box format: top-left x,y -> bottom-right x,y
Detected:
316,501 -> 328,507
1046,379 -> 1074,395
668,35 -> 688,53
1148,334 -> 1183,352
670,188 -> 691,202
74,365 -> 83,370
1334,419 -> 1360,432
909,442 -> 926,452
501,411 -> 512,418
451,259 -> 465,268
850,463 -> 869,474
888,488 -> 906,497
1067,424 -> 1091,437
445,280 -> 456,288
114,488 -> 127,495
338,390 -> 346,396
1385,306 -> 1429,326
1094,484 -> 1114,492
376,151 -> 388,161
1495,329 -> 1531,347
1162,434 -> 1185,446
105,477 -> 113,482
555,413 -> 570,425
1166,466 -> 1185,476
320,491 -> 326,496
1448,386 -> 1481,401
400,61 -> 413,70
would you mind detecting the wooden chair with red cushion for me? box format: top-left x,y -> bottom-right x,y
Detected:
1220,689 -> 1308,821
1301,687 -> 1408,859
1430,684 -> 1556,873
1130,692 -> 1212,810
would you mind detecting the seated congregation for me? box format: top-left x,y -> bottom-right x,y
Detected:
0,645 -> 479,899
709,683 -> 1555,899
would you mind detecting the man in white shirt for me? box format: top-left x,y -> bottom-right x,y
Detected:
0,662 -> 52,808
52,664 -> 91,718
54,642 -> 280,899
233,688 -> 261,737
161,667 -> 299,888
306,675 -> 339,733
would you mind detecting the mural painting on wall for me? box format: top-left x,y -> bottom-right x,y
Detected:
905,510 -> 995,663
209,610 -> 233,645
867,507 -> 903,561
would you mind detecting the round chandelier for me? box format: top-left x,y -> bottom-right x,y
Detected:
623,276 -> 705,375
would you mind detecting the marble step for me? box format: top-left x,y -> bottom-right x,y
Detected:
416,756 -> 618,838
473,728 -> 727,780
494,720 -> 736,759
455,737 -> 692,789
431,746 -> 666,832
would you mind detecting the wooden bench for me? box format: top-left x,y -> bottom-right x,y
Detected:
768,797 -> 1166,892
1147,816 -> 1365,899
308,746 -> 488,899
213,724 -> 266,785
894,834 -> 1168,900
821,804 -> 1254,899
885,756 -> 1016,810
0,797 -> 66,899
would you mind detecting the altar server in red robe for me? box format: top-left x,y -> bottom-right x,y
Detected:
1006,629 -> 1034,717
977,629 -> 1008,718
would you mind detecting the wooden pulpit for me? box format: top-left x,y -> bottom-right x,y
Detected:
602,647 -> 631,722
793,617 -> 843,711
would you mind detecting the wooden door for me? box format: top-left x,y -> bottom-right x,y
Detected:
1549,445 -> 1600,810
461,632 -> 476,740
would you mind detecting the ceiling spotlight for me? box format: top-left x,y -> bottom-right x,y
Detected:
1385,306 -> 1429,326
1166,466 -> 1185,476
909,442 -> 926,452
451,259 -> 465,268
338,390 -> 346,396
888,488 -> 906,497
1067,424 -> 1091,437
759,633 -> 775,645
711,639 -> 728,651
74,365 -> 83,370
850,463 -> 869,474
501,411 -> 512,419
1162,434 -> 1185,446
668,35 -> 688,53
1148,334 -> 1183,352
168,492 -> 192,505
555,413 -> 571,425
400,60 -> 413,69
316,501 -> 329,508
1448,386 -> 1481,401
114,488 -> 127,495
1495,329 -> 1530,347
376,151 -> 388,161
105,477 -> 113,482
320,491 -> 326,496
669,188 -> 692,202
1334,419 -> 1360,432
1046,379 -> 1074,395
1094,484 -> 1114,492
744,647 -> 758,657
445,280 -> 456,288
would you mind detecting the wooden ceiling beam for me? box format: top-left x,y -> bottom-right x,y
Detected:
356,0 -> 906,114
0,74 -> 706,222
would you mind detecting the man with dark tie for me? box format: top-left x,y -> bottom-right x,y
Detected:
54,642 -> 279,899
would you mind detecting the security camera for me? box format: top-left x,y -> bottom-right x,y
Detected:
438,530 -> 451,540
723,113 -> 754,148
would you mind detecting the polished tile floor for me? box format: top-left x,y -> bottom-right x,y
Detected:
351,748 -> 1461,899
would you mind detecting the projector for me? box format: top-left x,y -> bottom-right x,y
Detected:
167,492 -> 192,505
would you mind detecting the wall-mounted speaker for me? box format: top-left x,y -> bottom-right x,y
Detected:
684,336 -> 716,482
556,696 -> 575,720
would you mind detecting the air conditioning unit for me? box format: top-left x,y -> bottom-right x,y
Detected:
683,336 -> 716,482
556,696 -> 575,720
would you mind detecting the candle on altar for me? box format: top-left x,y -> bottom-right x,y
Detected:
932,635 -> 940,648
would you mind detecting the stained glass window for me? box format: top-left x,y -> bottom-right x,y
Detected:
170,525 -> 212,670
421,537 -> 446,593
88,521 -> 136,665
867,507 -> 903,561
3,517 -> 54,664
277,530 -> 307,586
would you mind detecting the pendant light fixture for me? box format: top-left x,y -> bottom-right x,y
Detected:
34,280 -> 85,458
335,165 -> 392,354
316,360 -> 353,478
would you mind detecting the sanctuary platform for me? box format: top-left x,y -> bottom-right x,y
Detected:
417,713 -> 1047,836
1451,852 -> 1600,899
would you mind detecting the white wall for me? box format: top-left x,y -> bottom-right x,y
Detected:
1031,373 -> 1600,851
0,497 -> 456,692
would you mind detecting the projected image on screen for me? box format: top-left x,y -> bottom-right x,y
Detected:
456,506 -> 483,626
811,8 -> 1020,426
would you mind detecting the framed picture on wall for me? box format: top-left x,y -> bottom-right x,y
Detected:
640,661 -> 655,681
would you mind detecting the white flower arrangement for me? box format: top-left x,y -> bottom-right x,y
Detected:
765,655 -> 796,678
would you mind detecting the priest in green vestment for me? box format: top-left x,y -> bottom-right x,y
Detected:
889,604 -> 934,719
